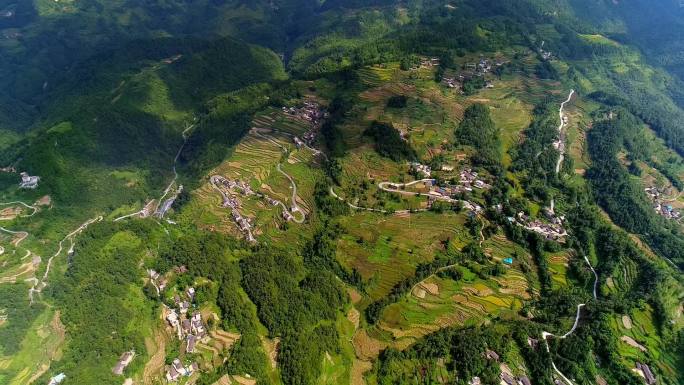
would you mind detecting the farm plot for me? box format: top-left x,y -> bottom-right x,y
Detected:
609,304 -> 681,382
377,270 -> 526,346
253,107 -> 312,137
547,251 -> 571,289
357,63 -> 400,87
336,211 -> 471,301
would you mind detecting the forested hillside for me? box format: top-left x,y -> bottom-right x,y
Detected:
0,1 -> 682,385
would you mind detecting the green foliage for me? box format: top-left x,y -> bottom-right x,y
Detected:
364,121 -> 416,162
0,284 -> 45,356
586,110 -> 684,268
456,104 -> 502,172
511,101 -> 562,190
386,95 -> 408,108
49,222 -> 156,384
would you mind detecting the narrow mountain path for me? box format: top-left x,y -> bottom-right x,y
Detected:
29,216 -> 103,303
555,90 -> 575,174
584,256 -> 598,300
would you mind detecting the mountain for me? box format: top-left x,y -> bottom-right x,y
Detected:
0,1 -> 682,385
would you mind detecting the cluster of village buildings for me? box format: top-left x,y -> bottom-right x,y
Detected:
539,41 -> 553,61
468,349 -> 532,385
210,175 -> 257,243
282,101 -> 327,131
211,174 -> 302,242
147,269 -> 170,296
163,286 -> 207,382
507,206 -> 568,241
442,57 -> 504,92
283,101 -> 327,155
644,186 -> 682,222
409,164 -> 492,194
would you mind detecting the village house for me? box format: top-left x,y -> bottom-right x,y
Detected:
410,162 -> 432,177
112,350 -> 135,375
166,358 -> 198,382
501,372 -> 516,385
468,377 -> 481,385
19,172 -> 40,189
485,349 -> 500,361
518,376 -> 532,385
48,373 -> 66,385
179,300 -> 190,314
635,362 -> 657,385
185,334 -> 197,354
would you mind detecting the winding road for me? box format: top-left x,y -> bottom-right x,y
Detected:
0,200 -> 39,218
541,303 -> 586,385
115,122 -> 195,222
276,164 -> 305,223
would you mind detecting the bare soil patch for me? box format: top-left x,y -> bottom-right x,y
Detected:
261,336 -> 279,369
420,282 -> 439,295
353,330 -> 386,361
347,287 -> 363,304
347,308 -> 360,329
351,359 -> 372,385
620,335 -> 647,352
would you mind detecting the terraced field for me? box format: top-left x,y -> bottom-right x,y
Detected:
357,63 -> 401,87
547,251 -> 571,289
186,107 -> 323,244
336,211 -> 471,300
608,304 -> 680,381
377,268 -> 527,346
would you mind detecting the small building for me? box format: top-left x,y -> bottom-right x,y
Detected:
468,377 -> 481,385
112,350 -> 135,375
501,372 -> 516,385
48,373 -> 66,385
519,376 -> 532,385
166,365 -> 180,382
166,310 -> 179,327
186,334 -> 197,353
485,349 -> 500,361
179,301 -> 190,314
636,362 -> 656,385
503,258 -> 514,265
19,172 -> 40,189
